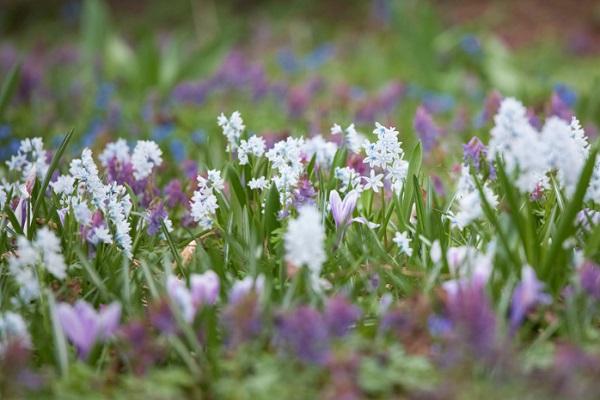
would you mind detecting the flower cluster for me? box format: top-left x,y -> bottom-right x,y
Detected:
190,169 -> 224,229
218,111 -> 245,151
6,137 -> 49,181
284,205 -> 326,289
362,122 -> 408,194
8,228 -> 67,302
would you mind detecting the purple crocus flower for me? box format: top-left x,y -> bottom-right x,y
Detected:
579,261 -> 600,301
463,136 -> 487,172
275,306 -> 330,364
509,266 -> 551,332
56,301 -> 121,358
323,295 -> 361,337
413,105 -> 441,152
329,190 -> 359,229
190,270 -> 220,307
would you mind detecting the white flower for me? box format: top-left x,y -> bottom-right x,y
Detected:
8,228 -> 67,301
0,312 -> 30,351
104,184 -> 133,257
218,111 -> 245,151
190,173 -> 221,230
88,226 -> 113,245
69,148 -> 107,208
489,98 -> 549,194
284,205 -> 326,278
73,201 -> 92,225
266,136 -> 305,208
6,137 -> 49,181
363,170 -> 384,193
451,165 -> 498,229
330,124 -> 343,135
238,135 -> 265,165
541,117 -> 589,197
430,240 -> 442,263
393,231 -> 413,257
302,135 -> 338,168
131,140 -> 162,180
332,123 -> 366,153
35,227 -> 67,279
0,186 -> 6,210
335,167 -> 362,192
207,169 -> 224,192
442,245 -> 493,295
99,138 -> 130,167
248,176 -> 269,190
51,175 -> 76,197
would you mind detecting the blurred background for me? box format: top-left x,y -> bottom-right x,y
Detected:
1,0 -> 600,169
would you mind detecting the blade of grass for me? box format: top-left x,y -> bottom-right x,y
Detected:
0,62 -> 21,118
31,129 -> 74,235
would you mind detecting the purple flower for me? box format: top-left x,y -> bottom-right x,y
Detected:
445,280 -> 497,359
323,295 -> 361,337
150,299 -> 178,335
329,190 -> 359,229
509,266 -> 551,331
292,177 -> 316,209
56,301 -> 121,358
190,270 -> 220,307
275,306 -> 330,364
146,201 -> 169,236
474,90 -> 502,128
221,291 -> 262,348
165,271 -> 220,323
463,136 -> 487,172
579,261 -> 600,301
548,92 -> 573,122
164,179 -> 188,208
413,105 -> 441,151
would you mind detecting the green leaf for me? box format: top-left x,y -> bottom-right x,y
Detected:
542,144 -> 598,291
227,164 -> 247,209
263,185 -> 280,238
31,129 -> 74,236
0,62 -> 21,118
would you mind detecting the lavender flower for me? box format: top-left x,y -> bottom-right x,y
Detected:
329,190 -> 358,229
509,266 -> 551,331
323,296 -> 361,337
579,261 -> 600,301
292,177 -> 317,209
463,136 -> 487,172
548,92 -> 573,122
56,301 -> 121,358
413,105 -> 441,151
221,290 -> 262,348
164,179 -> 187,208
146,201 -> 172,236
445,280 -> 498,360
166,271 -> 220,323
275,306 -> 330,364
